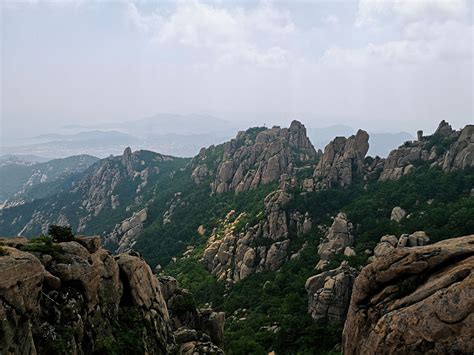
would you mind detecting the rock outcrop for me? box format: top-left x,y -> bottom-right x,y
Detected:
316,212 -> 354,270
192,121 -> 317,194
390,206 -> 406,222
0,236 -> 222,354
314,130 -> 369,189
103,208 -> 148,253
0,236 -> 173,354
201,188 -> 309,283
305,261 -> 357,324
372,231 -> 429,259
160,276 -> 225,354
380,121 -> 474,181
343,235 -> 474,355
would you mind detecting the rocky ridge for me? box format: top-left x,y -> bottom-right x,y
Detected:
380,121 -> 474,181
192,121 -> 318,194
1,148 -> 181,237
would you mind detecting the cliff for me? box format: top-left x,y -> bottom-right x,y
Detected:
192,120 -> 318,194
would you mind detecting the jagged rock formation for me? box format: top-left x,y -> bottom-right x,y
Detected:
390,206 -> 406,222
163,192 -> 184,225
1,147 -> 182,237
305,261 -> 357,324
380,121 -> 474,181
314,130 -> 369,189
103,208 -> 148,253
372,231 -> 429,259
0,155 -> 99,207
160,276 -> 225,354
0,236 -> 175,354
192,121 -> 317,194
316,212 -> 354,270
201,189 -> 310,283
343,235 -> 474,355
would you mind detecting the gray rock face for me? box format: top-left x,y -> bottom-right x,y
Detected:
316,212 -> 354,270
103,208 -> 148,253
201,189 -> 305,283
305,261 -> 357,324
192,120 -> 317,194
314,130 -> 369,189
380,121 -> 474,181
390,206 -> 406,222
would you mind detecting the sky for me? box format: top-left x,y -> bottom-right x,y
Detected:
1,0 -> 473,142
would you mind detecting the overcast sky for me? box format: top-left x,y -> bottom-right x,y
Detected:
1,0 -> 473,141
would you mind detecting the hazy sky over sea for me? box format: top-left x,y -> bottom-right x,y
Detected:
1,0 -> 473,141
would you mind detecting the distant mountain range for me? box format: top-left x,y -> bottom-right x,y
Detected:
2,114 -> 414,158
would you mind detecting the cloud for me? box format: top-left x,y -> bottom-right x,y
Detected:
127,0 -> 295,68
324,15 -> 340,25
356,0 -> 469,26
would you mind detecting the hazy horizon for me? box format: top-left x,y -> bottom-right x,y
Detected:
1,0 -> 473,145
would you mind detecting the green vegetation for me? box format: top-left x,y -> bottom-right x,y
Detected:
136,178 -> 277,267
48,225 -> 75,242
20,235 -> 63,258
0,246 -> 8,256
165,166 -> 474,354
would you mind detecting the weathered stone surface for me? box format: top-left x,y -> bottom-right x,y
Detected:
306,261 -> 357,324
75,235 -> 101,253
373,232 -> 429,259
316,213 -> 354,270
103,208 -> 147,253
380,121 -> 473,181
0,247 -> 45,314
201,189 -> 298,283
0,236 -> 29,248
192,120 -> 317,194
0,238 -> 176,355
343,235 -> 474,355
390,206 -> 406,222
163,280 -> 225,353
314,130 -> 369,189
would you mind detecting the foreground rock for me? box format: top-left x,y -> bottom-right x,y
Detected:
343,235 -> 474,355
0,236 -> 223,354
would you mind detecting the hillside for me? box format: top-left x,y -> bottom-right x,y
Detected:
0,120 -> 473,354
0,155 -> 99,205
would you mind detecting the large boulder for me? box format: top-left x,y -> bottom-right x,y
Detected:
0,237 -> 176,354
305,261 -> 357,324
316,212 -> 354,270
343,235 -> 474,355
